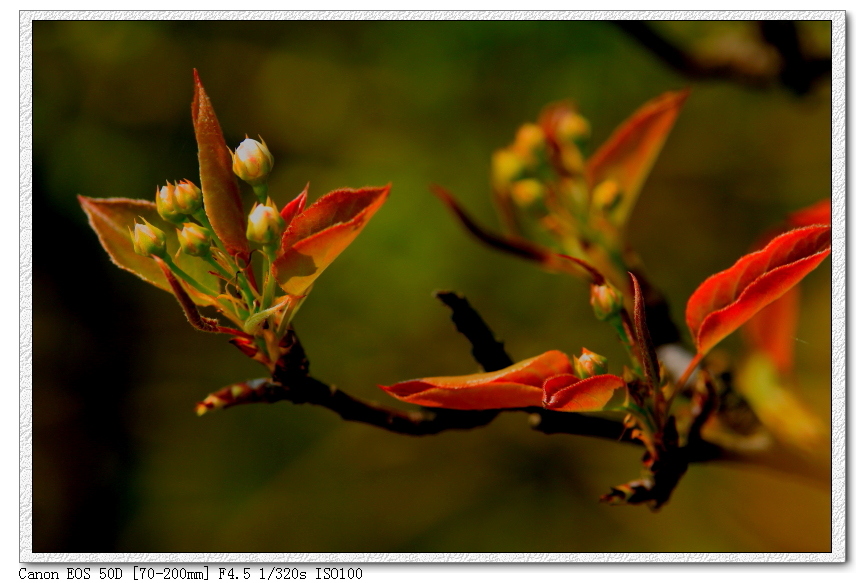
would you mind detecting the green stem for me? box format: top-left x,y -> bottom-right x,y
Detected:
162,255 -> 218,297
610,317 -> 644,378
204,255 -> 234,281
193,210 -> 227,255
261,245 -> 278,311
253,183 -> 269,205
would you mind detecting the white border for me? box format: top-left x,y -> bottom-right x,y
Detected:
18,10 -> 846,564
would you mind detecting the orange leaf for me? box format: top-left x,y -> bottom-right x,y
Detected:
542,373 -> 624,412
273,185 -> 390,296
78,196 -> 218,305
192,70 -> 250,261
586,90 -> 689,227
379,350 -> 572,410
686,225 -> 830,356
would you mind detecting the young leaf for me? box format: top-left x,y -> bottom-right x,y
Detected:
686,225 -> 830,356
586,90 -> 689,227
379,350 -> 572,410
78,196 -> 218,305
630,273 -> 660,388
192,70 -> 250,261
541,373 -> 624,412
273,185 -> 390,296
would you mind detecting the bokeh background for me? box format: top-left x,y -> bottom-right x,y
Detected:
31,20 -> 833,553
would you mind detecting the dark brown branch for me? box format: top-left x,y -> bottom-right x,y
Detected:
435,291 -> 513,372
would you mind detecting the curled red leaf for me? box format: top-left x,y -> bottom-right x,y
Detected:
542,373 -> 624,412
379,350 -> 572,410
686,225 -> 830,356
281,182 -> 309,224
273,185 -> 390,296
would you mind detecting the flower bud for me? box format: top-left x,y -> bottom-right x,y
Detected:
173,180 -> 203,215
511,178 -> 544,207
232,138 -> 274,186
574,348 -> 608,379
513,123 -> 546,158
178,222 -> 212,257
246,201 -> 285,245
156,184 -> 184,223
130,218 -> 167,257
556,110 -> 590,143
591,179 -> 621,213
590,283 -> 623,322
492,149 -> 525,189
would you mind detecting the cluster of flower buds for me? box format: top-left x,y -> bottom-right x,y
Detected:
156,180 -> 204,223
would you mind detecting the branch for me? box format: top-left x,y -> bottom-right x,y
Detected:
434,291 -> 513,371
614,21 -> 830,95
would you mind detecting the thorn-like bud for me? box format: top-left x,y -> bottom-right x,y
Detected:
173,180 -> 203,215
178,222 -> 212,257
246,200 -> 285,245
156,183 -> 184,223
130,218 -> 167,257
232,137 -> 274,186
574,348 -> 609,379
590,283 -> 623,322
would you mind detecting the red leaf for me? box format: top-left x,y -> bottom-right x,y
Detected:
542,373 -> 624,412
281,182 -> 309,224
192,70 -> 250,261
742,284 -> 800,374
78,195 -> 217,305
379,350 -> 572,410
686,225 -> 830,356
273,185 -> 390,296
586,90 -> 689,227
788,198 -> 831,228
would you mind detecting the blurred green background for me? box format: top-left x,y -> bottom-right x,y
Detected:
32,20 -> 833,553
